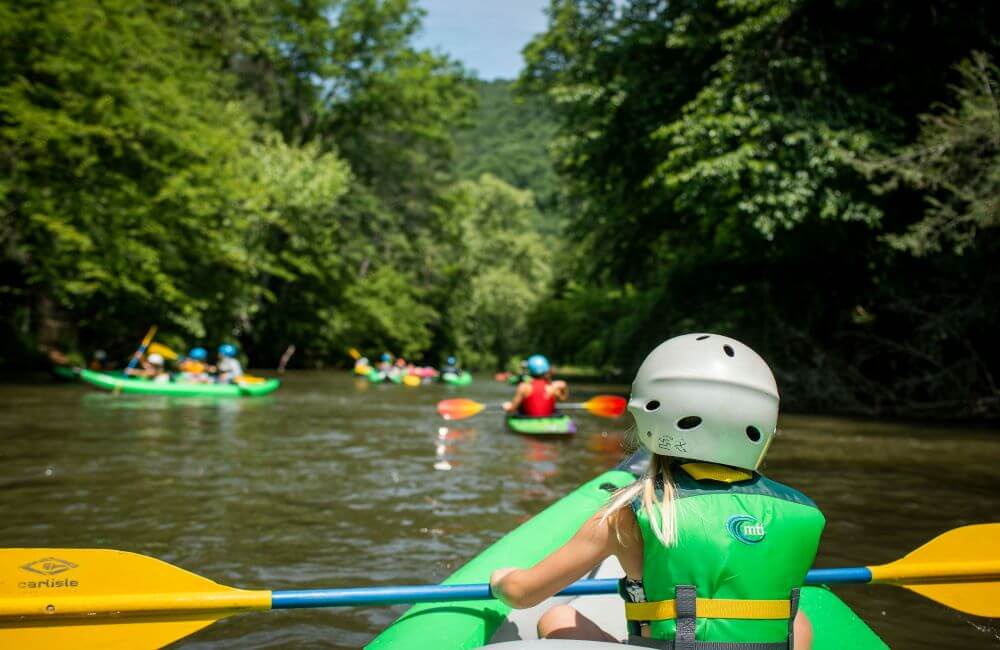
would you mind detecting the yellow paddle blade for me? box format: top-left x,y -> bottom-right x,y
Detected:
868,523 -> 1000,617
403,375 -> 421,387
348,347 -> 361,360
146,342 -> 179,360
0,549 -> 270,650
237,374 -> 266,384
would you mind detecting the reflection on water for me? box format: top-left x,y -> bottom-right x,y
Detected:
0,373 -> 998,648
434,426 -> 477,471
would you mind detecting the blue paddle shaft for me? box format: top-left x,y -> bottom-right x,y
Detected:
270,568 -> 872,609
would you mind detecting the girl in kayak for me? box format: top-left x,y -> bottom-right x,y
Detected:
178,347 -> 212,383
216,343 -> 244,384
502,354 -> 568,416
125,352 -> 170,382
491,334 -> 821,649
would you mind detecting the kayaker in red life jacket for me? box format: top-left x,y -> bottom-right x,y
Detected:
490,334 -> 820,649
502,354 -> 568,416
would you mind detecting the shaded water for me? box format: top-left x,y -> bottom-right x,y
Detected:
1,371 -> 998,648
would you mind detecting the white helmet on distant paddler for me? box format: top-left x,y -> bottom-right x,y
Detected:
628,333 -> 779,471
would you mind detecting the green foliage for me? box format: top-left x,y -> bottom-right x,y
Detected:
453,80 -> 561,229
868,52 -> 1000,256
0,0 -> 554,371
522,0 -> 1000,416
340,266 -> 437,358
444,175 -> 553,367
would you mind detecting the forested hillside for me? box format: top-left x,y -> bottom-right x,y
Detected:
0,0 -> 550,371
453,80 -> 560,229
521,0 -> 1000,417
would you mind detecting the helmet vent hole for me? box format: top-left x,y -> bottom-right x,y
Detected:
723,344 -> 735,357
644,400 -> 660,412
696,335 -> 710,341
746,426 -> 762,442
676,416 -> 702,430
646,431 -> 653,438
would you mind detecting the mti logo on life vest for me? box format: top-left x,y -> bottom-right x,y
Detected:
726,515 -> 766,544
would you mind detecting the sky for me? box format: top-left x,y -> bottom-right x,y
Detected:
413,0 -> 550,80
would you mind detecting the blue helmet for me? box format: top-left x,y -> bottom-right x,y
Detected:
447,356 -> 456,365
188,347 -> 208,361
526,354 -> 550,377
381,352 -> 392,362
218,343 -> 238,358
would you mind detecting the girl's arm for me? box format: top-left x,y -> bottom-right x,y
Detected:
503,382 -> 532,412
549,379 -> 569,401
490,509 -> 623,609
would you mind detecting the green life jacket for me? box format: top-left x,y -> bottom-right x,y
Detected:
624,461 -> 825,649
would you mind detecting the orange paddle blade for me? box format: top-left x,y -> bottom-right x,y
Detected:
583,395 -> 627,418
437,399 -> 485,421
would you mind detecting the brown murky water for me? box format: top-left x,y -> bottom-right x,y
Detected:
1,371 -> 998,648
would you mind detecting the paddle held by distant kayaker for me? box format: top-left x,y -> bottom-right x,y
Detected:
502,354 -> 568,416
491,334 -> 819,649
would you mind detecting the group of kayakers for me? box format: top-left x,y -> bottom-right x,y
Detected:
126,343 -> 244,384
355,352 -> 464,384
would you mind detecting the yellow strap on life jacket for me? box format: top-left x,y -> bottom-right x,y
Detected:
625,597 -> 791,621
678,462 -> 753,483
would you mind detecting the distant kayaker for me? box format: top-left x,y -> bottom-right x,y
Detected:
178,347 -> 212,383
126,353 -> 170,382
391,356 -> 409,379
490,334 -> 820,649
376,352 -> 393,374
502,354 -> 568,416
89,349 -> 110,371
216,343 -> 244,384
440,356 -> 460,375
354,356 -> 372,375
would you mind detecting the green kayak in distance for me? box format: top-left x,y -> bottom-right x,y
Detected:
78,369 -> 280,397
366,453 -> 888,650
367,369 -> 407,384
506,413 -> 576,435
52,366 -> 77,381
441,371 -> 472,386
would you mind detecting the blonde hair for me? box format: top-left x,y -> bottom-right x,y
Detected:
601,451 -> 678,547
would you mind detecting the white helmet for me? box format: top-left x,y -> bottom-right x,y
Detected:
147,353 -> 165,366
628,333 -> 779,471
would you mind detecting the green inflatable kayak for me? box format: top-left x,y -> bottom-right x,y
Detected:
78,369 -> 280,397
367,453 -> 887,650
441,371 -> 472,386
506,413 -> 576,435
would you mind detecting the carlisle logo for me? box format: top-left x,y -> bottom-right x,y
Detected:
20,557 -> 78,576
726,515 -> 765,544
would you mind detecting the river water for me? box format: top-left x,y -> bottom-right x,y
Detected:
2,371 -> 998,648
